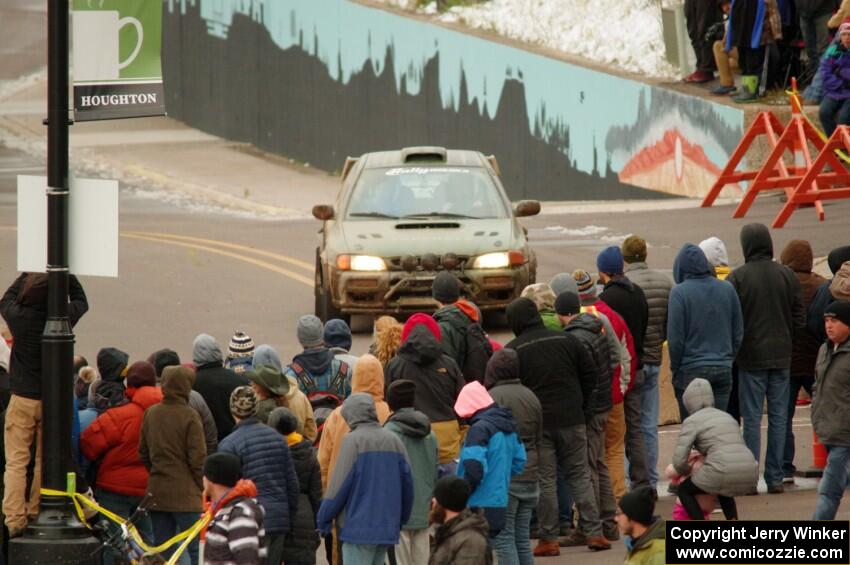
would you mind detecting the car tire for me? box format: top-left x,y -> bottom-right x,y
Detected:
315,254 -> 347,323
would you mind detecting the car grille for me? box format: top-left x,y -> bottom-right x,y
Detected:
386,254 -> 471,272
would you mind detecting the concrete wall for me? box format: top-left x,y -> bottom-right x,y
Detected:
162,0 -> 745,201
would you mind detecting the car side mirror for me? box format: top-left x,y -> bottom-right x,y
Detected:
312,204 -> 335,221
514,200 -> 541,217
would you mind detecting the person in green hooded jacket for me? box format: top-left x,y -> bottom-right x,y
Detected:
384,379 -> 439,565
521,283 -> 561,331
616,486 -> 665,565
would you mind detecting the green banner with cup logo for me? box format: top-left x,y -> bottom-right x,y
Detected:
72,0 -> 164,121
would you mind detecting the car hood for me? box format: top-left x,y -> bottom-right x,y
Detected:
337,218 -> 520,257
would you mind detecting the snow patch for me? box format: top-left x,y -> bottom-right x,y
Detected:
374,0 -> 678,79
543,225 -> 610,237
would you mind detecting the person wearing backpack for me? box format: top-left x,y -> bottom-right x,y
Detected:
285,315 -> 353,399
318,354 -> 391,487
432,272 -> 493,383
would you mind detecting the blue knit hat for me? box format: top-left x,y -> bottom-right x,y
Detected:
324,319 -> 353,351
597,246 -> 624,275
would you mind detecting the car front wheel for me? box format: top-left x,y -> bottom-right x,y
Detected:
315,255 -> 347,323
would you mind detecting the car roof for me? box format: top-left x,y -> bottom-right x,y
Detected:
361,147 -> 485,169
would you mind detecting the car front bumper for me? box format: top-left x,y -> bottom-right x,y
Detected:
330,264 -> 534,314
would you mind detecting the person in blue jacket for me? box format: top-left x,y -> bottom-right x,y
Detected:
820,24 -> 850,136
454,380 -> 526,538
317,393 -> 414,565
667,243 -> 744,415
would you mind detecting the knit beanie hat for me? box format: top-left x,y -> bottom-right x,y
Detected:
401,313 -> 442,343
148,349 -> 180,380
296,315 -> 324,348
828,246 -> 850,275
74,366 -> 98,402
97,347 -> 129,383
268,407 -> 300,436
698,237 -> 729,268
825,301 -> 850,328
387,379 -> 417,412
228,331 -> 255,359
432,271 -> 461,304
229,385 -> 258,419
597,246 -> 624,275
550,273 -> 579,298
520,283 -> 556,311
324,319 -> 353,351
573,269 -> 598,305
126,361 -> 157,388
454,381 -> 494,418
841,22 -> 850,34
433,476 -> 471,512
203,452 -> 241,488
618,485 -> 657,525
621,235 -> 647,263
554,291 -> 581,316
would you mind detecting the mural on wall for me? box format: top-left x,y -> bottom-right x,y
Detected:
163,0 -> 744,200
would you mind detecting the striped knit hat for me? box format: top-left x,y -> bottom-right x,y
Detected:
228,331 -> 255,359
572,269 -> 598,305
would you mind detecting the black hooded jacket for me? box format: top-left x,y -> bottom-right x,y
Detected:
385,325 -> 465,423
283,437 -> 322,562
0,274 -> 88,399
504,298 -> 596,429
727,224 -> 805,371
565,313 -> 614,415
599,276 -> 649,368
486,348 -> 542,483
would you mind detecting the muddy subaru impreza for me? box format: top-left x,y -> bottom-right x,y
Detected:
312,147 -> 539,322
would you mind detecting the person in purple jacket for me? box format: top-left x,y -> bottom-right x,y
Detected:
819,23 -> 850,137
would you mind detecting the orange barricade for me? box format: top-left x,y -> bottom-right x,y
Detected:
701,111 -> 786,208
773,125 -> 850,227
733,104 -> 826,221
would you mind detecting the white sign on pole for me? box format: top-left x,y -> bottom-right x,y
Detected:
17,175 -> 119,277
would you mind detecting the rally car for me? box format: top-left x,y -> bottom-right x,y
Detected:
312,146 -> 539,322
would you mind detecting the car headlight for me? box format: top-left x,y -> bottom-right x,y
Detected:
336,254 -> 387,271
473,252 -> 510,269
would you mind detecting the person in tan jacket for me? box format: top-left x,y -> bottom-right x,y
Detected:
252,344 -> 317,441
318,354 -> 391,489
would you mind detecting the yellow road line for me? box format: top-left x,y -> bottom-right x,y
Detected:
121,230 -> 314,271
122,232 -> 314,287
2,225 -> 315,286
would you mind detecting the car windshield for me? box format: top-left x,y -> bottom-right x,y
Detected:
346,166 -> 508,220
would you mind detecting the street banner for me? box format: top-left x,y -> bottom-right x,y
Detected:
17,176 -> 119,278
72,0 -> 164,121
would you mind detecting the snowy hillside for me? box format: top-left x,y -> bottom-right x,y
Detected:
375,0 -> 680,80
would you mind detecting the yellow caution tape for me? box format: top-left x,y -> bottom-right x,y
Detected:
41,486 -> 210,565
786,89 -> 850,164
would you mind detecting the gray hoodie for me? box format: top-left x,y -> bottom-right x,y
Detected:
672,379 -> 758,497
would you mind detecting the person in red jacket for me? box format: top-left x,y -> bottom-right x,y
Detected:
81,360 -> 163,564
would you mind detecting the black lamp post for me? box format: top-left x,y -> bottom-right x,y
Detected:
9,0 -> 101,560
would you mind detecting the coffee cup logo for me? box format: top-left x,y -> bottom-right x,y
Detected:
73,10 -> 144,81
